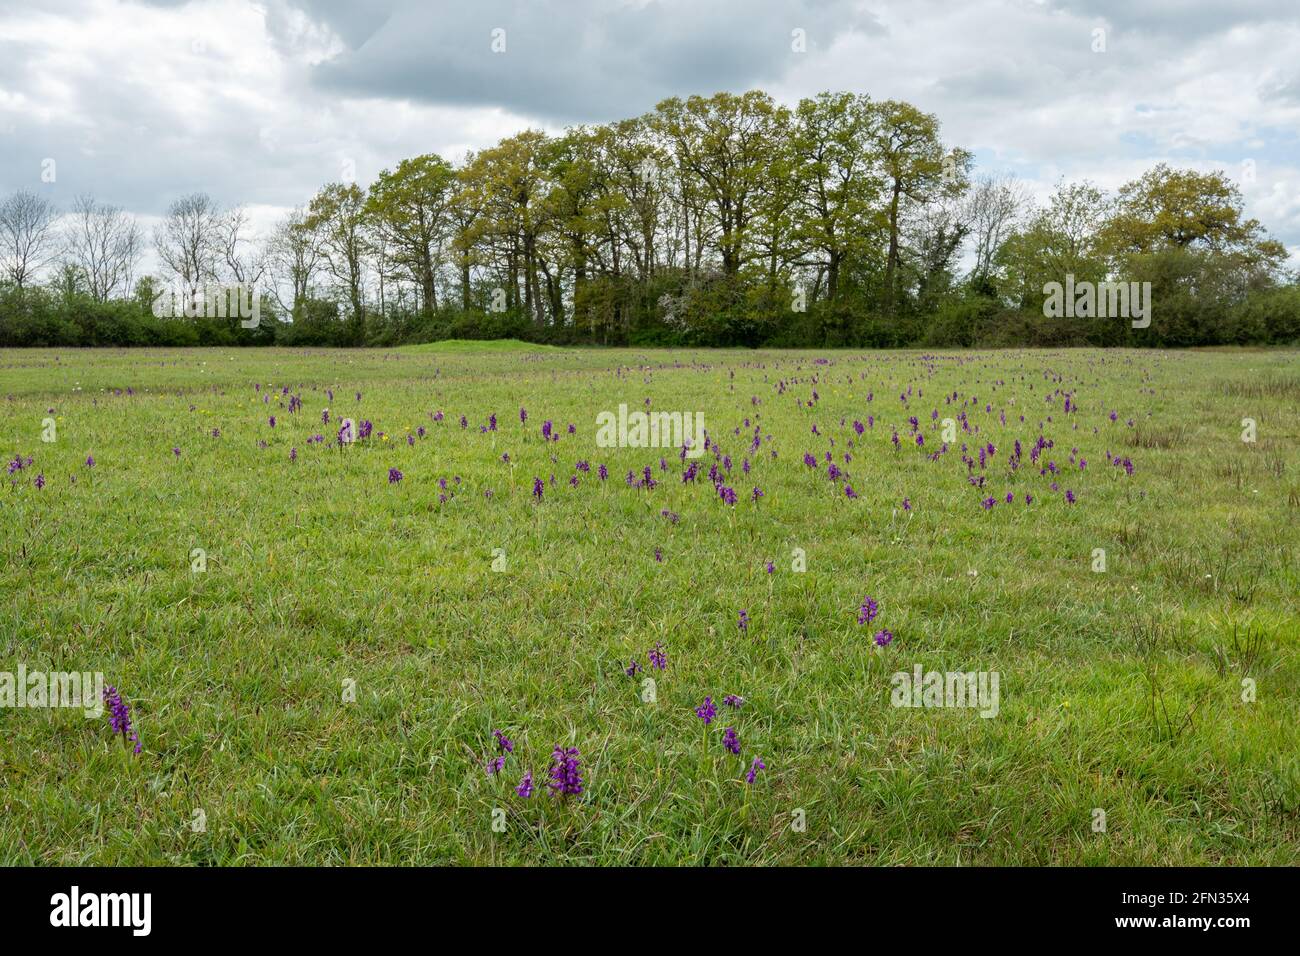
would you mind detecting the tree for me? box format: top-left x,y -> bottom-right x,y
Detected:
0,190 -> 60,289
789,92 -> 883,302
1099,164 -> 1286,270
867,100 -> 968,314
449,157 -> 484,311
156,192 -> 222,309
266,206 -> 322,320
993,181 -> 1110,309
63,195 -> 142,301
458,130 -> 554,324
964,175 -> 1028,289
303,182 -> 371,341
654,91 -> 787,278
366,154 -> 457,314
217,205 -> 267,290
1098,166 -> 1287,345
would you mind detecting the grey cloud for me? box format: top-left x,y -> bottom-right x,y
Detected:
1045,0 -> 1299,40
290,0 -> 879,122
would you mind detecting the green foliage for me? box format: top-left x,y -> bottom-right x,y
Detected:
3,89 -> 1296,349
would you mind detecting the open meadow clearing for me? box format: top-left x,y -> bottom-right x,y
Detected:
1,343 -> 1297,865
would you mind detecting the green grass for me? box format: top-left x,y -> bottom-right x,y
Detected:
399,338 -> 564,353
1,345 -> 1297,865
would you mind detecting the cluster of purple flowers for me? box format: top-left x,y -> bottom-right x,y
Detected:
547,746 -> 584,798
103,685 -> 141,754
693,692 -> 760,776
722,727 -> 741,755
857,596 -> 879,626
856,595 -> 896,647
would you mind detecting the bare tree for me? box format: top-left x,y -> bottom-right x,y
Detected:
0,190 -> 60,289
217,205 -> 267,289
964,175 -> 1030,285
64,195 -> 142,301
266,206 -> 322,319
155,192 -> 221,308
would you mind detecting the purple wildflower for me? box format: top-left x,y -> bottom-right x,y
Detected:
857,596 -> 879,626
102,685 -> 141,754
722,727 -> 741,755
695,696 -> 717,724
547,746 -> 583,798
745,757 -> 765,785
516,770 -> 534,798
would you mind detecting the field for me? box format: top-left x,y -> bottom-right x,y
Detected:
1,343 -> 1297,865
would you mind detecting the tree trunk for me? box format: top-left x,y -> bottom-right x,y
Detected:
884,179 -> 901,315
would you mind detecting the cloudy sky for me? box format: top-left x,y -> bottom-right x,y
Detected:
3,0 -> 1299,265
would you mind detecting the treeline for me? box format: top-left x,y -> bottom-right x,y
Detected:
2,89 -> 1298,348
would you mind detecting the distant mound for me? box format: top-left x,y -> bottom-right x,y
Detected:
400,339 -> 563,353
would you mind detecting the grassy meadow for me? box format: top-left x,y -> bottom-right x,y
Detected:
1,342 -> 1297,865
